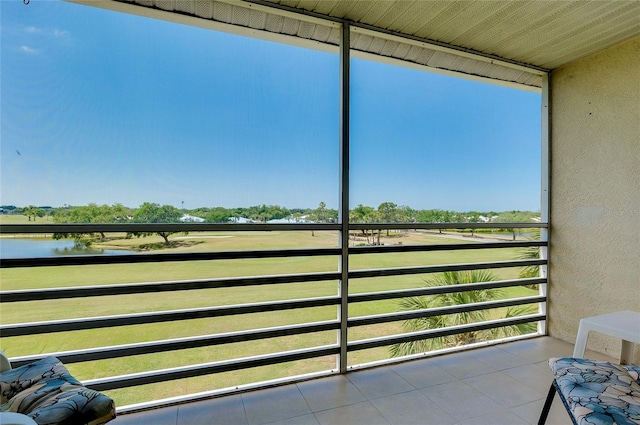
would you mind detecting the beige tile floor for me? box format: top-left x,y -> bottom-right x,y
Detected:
110,337 -> 613,425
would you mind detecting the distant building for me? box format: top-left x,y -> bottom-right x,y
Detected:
0,205 -> 17,215
228,217 -> 254,224
266,217 -> 314,224
179,214 -> 205,223
478,215 -> 498,223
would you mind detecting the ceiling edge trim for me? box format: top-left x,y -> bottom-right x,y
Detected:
226,0 -> 341,28
68,0 -> 340,54
350,25 -> 545,83
351,50 -> 541,94
241,0 -> 550,74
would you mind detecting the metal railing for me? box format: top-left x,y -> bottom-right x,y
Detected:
0,222 -> 547,410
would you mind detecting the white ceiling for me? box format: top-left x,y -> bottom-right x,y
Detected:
263,0 -> 640,70
77,0 -> 640,90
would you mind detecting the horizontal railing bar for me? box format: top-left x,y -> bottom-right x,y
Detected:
8,320 -> 341,367
1,257 -> 545,303
349,278 -> 547,303
349,240 -> 546,255
0,223 -> 341,234
0,222 -> 547,235
0,296 -> 340,337
348,314 -> 545,351
349,296 -> 546,327
350,259 -> 547,279
0,242 -> 546,270
0,247 -> 341,268
0,272 -> 341,303
350,222 -> 547,230
84,345 -> 340,391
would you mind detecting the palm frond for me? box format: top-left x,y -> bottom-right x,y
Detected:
390,270 -> 502,356
515,229 -> 542,279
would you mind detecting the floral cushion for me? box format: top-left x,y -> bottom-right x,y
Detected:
0,356 -> 115,425
624,366 -> 640,385
550,357 -> 640,425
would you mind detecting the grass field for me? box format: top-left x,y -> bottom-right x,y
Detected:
0,220 -> 541,406
0,214 -> 54,224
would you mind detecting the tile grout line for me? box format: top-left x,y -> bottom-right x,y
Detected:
366,367 -> 412,425
240,393 -> 251,425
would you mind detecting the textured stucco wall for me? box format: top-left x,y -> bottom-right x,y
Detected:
549,35 -> 640,361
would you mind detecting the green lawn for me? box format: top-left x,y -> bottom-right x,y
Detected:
1,226 -> 540,405
0,214 -> 55,225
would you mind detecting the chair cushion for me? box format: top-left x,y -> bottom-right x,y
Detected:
624,365 -> 640,385
0,356 -> 115,425
550,357 -> 640,425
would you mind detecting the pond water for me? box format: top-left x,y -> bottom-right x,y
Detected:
0,238 -> 136,259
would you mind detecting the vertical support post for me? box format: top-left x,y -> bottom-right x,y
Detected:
539,72 -> 551,335
338,21 -> 350,373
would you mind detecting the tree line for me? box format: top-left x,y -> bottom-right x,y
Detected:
5,202 -> 539,246
4,202 -> 539,225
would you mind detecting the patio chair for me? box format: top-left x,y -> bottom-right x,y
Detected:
0,351 -> 115,425
538,357 -> 640,425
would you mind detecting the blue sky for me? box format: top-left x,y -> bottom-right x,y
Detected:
1,1 -> 541,212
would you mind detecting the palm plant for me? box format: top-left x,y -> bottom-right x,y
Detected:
515,228 -> 542,279
501,305 -> 539,336
390,270 -> 537,357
